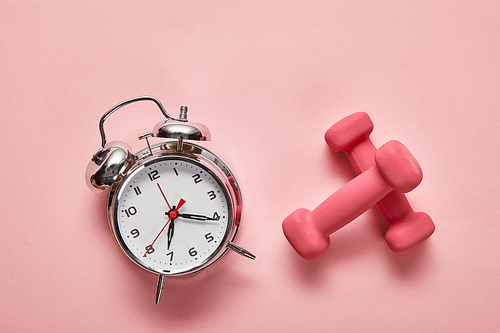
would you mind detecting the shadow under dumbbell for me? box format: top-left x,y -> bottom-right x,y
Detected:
324,145 -> 358,184
285,212 -> 434,288
284,144 -> 434,285
284,207 -> 383,287
384,237 -> 434,280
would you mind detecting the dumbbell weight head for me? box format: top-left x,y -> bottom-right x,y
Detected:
374,140 -> 422,193
325,112 -> 374,153
282,208 -> 331,260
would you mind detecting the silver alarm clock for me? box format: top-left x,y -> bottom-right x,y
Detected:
85,96 -> 254,304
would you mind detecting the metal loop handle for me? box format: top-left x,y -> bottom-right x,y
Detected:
98,96 -> 176,148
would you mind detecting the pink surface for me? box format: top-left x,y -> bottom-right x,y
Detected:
1,1 -> 500,332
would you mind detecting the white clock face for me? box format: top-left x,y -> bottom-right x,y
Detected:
111,157 -> 233,275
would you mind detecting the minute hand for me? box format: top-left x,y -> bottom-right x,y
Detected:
177,213 -> 220,221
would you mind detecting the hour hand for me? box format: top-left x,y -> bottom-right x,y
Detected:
177,212 -> 220,221
166,220 -> 175,250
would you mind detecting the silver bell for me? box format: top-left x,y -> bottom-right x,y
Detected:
85,141 -> 135,192
153,106 -> 211,141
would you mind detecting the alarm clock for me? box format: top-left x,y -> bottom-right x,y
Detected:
85,96 -> 255,304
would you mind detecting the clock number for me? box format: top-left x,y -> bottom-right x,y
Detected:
173,168 -> 179,176
192,174 -> 202,184
213,212 -> 220,221
166,251 -> 173,262
123,206 -> 137,218
130,229 -> 140,238
145,245 -> 155,255
188,247 -> 198,257
148,170 -> 160,181
133,186 -> 142,195
204,233 -> 214,243
207,190 -> 216,200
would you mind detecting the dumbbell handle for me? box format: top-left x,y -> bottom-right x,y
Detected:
342,138 -> 416,225
313,166 -> 392,235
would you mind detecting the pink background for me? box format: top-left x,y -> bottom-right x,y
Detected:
1,1 -> 499,332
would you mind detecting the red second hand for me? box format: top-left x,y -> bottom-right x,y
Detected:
157,183 -> 171,210
144,198 -> 186,257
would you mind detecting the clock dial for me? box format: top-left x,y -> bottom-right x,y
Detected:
111,157 -> 233,275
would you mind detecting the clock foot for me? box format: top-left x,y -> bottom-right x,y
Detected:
155,274 -> 165,304
227,242 -> 256,260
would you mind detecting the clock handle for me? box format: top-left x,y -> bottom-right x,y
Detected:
97,96 -> 175,149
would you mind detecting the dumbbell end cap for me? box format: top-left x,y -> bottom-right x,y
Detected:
385,211 -> 435,252
282,208 -> 330,260
325,112 -> 374,152
375,140 -> 423,193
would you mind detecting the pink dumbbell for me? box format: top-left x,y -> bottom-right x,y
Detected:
324,112 -> 435,252
282,140 -> 422,260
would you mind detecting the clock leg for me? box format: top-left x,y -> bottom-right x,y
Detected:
227,242 -> 256,260
155,274 -> 165,304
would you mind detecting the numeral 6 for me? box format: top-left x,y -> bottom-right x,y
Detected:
188,247 -> 198,257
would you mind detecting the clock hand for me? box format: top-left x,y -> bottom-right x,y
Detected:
177,213 -> 220,221
144,217 -> 171,257
157,183 -> 172,210
166,216 -> 175,250
144,198 -> 186,257
165,199 -> 186,250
